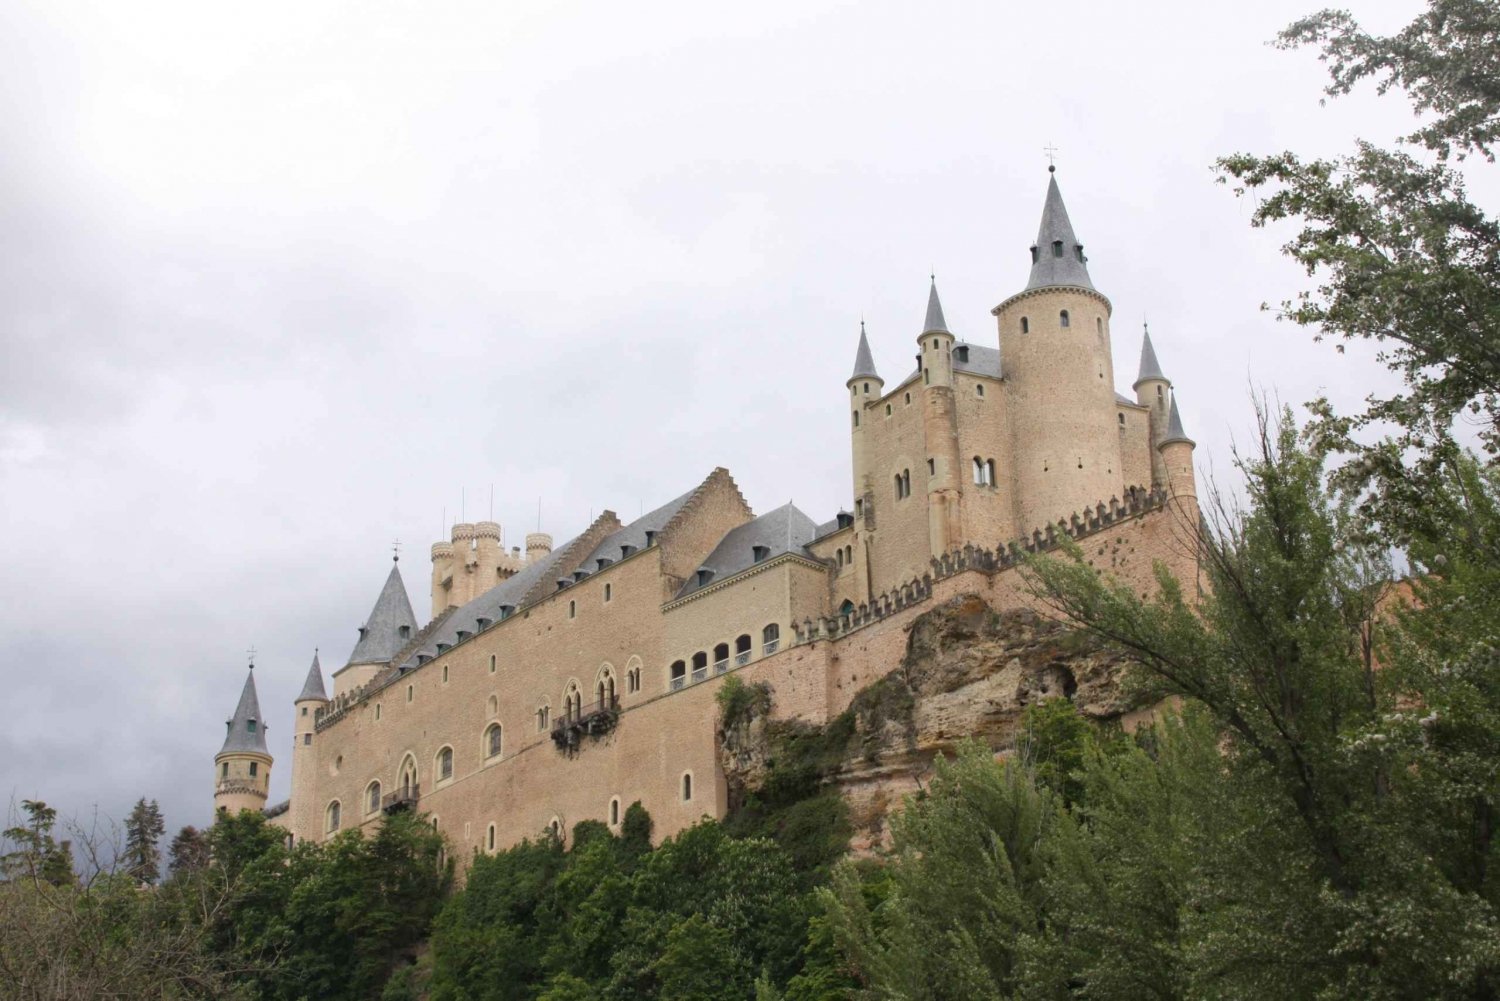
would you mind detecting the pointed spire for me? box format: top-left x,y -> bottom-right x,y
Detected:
297,650 -> 328,703
219,667 -> 269,756
346,562 -> 418,666
1160,394 -> 1195,447
1134,324 -> 1169,388
923,278 -> 949,334
1025,170 -> 1094,291
849,321 -> 880,382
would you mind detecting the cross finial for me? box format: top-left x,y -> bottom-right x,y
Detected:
392,538 -> 402,562
1043,142 -> 1059,170
246,645 -> 257,668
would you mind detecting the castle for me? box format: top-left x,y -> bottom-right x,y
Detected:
214,169 -> 1200,856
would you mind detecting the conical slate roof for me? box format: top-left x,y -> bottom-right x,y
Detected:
1161,395 -> 1194,446
1135,326 -> 1169,387
219,668 -> 269,756
849,322 -> 880,382
297,651 -> 328,702
346,561 -> 417,666
1026,171 -> 1094,291
923,280 -> 949,334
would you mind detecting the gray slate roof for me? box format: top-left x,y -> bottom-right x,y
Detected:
1162,395 -> 1194,445
1135,327 -> 1169,387
850,323 -> 879,382
923,281 -> 949,334
346,562 -> 418,666
219,668 -> 269,756
904,341 -> 1002,385
676,503 -> 820,600
297,651 -> 328,702
396,490 -> 700,672
1026,171 -> 1095,292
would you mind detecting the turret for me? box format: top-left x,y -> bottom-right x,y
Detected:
995,168 -> 1123,536
332,559 -> 417,697
214,664 -> 272,818
430,540 -> 455,618
918,281 -> 964,555
1133,325 -> 1173,486
449,522 -> 478,606
473,521 -> 503,592
289,651 -> 327,844
526,532 -> 553,562
1158,394 -> 1198,509
847,321 -> 883,527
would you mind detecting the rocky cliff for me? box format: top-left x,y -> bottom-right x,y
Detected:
720,593 -> 1143,852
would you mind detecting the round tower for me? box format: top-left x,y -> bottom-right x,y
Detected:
1158,394 -> 1198,509
1133,324 -> 1173,487
918,281 -> 964,556
996,168 -> 1123,537
450,522 -> 478,605
847,321 -> 884,523
430,540 -> 455,618
526,532 -> 553,562
289,651 -> 328,844
473,521 -> 502,593
214,664 -> 273,819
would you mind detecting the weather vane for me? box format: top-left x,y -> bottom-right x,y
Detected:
392,538 -> 402,562
1043,142 -> 1060,168
246,645 -> 257,668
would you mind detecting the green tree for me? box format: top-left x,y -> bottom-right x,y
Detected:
167,824 -> 210,880
1216,0 -> 1500,541
122,797 -> 166,884
2,799 -> 74,887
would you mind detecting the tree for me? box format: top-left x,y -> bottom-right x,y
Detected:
1216,0 -> 1500,542
123,797 -> 166,884
2,799 -> 74,887
167,825 -> 210,880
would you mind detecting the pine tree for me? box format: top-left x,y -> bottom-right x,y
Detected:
122,797 -> 166,884
167,825 -> 210,880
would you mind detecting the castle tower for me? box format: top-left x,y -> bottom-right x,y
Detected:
473,520 -> 503,591
526,532 -> 553,562
1133,325 -> 1173,487
1158,394 -> 1198,509
848,321 -> 883,527
332,558 -> 417,698
214,665 -> 272,818
918,281 -> 964,556
430,538 -> 455,618
289,650 -> 327,844
995,169 -> 1123,536
449,523 -> 478,606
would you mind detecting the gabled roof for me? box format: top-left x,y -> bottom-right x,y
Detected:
297,651 -> 327,703
1161,395 -> 1194,446
573,488 -> 696,576
1026,171 -> 1095,292
1135,326 -> 1169,387
923,280 -> 950,334
218,668 -> 269,756
675,503 -> 820,600
903,341 -> 1002,384
850,322 -> 880,382
346,562 -> 418,666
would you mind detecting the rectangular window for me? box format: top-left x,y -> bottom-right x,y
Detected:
303,733 -> 311,746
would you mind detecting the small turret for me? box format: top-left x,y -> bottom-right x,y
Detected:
847,321 -> 883,530
430,541 -> 456,618
918,280 -> 964,556
1158,394 -> 1198,508
214,664 -> 273,818
289,651 -> 326,844
1133,325 -> 1173,485
526,532 -> 553,562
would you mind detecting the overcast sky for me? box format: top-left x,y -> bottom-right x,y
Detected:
1,0 -> 1458,841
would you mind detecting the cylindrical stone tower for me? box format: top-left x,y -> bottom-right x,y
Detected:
997,169 -> 1123,537
214,665 -> 273,818
918,282 -> 963,557
526,532 -> 553,562
1133,325 -> 1173,488
847,321 -> 884,528
430,540 -> 454,617
473,521 -> 502,594
289,651 -> 328,844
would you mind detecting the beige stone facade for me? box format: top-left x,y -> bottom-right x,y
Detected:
218,172 -> 1204,868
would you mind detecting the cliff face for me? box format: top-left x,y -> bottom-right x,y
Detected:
720,594 -> 1141,852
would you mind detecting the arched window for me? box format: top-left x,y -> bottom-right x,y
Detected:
691,651 -> 708,683
437,746 -> 453,782
563,682 -> 582,720
840,599 -> 855,618
610,797 -> 621,826
845,545 -> 853,564
1096,317 -> 1103,335
885,403 -> 892,416
973,457 -> 985,484
927,457 -> 935,476
904,391 -> 911,405
670,660 -> 687,691
568,600 -> 576,619
406,684 -> 414,703
1052,239 -> 1064,258
326,801 -> 341,833
221,762 -> 228,779
682,773 -> 693,801
923,368 -> 930,385
486,723 -> 503,759
836,548 -> 844,568
604,582 -> 612,602
1059,310 -> 1070,328
488,694 -> 498,715
249,762 -> 258,778
735,634 -> 752,666
976,383 -> 985,397
366,781 -> 382,815
537,705 -> 550,731
903,469 -> 911,497
762,623 -> 781,656
399,757 -> 418,799
1118,412 -> 1126,426
863,381 -> 870,394
713,643 -> 730,675
852,410 -> 860,429
1021,316 -> 1029,334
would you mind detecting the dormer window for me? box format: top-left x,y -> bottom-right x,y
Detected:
499,605 -> 515,619
436,643 -> 451,653
620,544 -> 636,558
398,625 -> 411,639
1052,240 -> 1064,258
1030,245 -> 1039,264
476,617 -> 492,630
753,545 -> 770,563
573,570 -> 588,582
644,531 -> 656,547
358,627 -> 369,640
837,512 -> 854,530
247,719 -> 257,733
556,580 -> 570,591
1076,244 -> 1085,262
696,569 -> 714,586
456,631 -> 471,641
596,558 -> 611,570
955,345 -> 969,363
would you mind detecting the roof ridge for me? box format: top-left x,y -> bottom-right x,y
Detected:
517,511 -> 623,607
657,467 -> 752,545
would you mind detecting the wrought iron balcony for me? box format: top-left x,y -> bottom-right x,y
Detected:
382,783 -> 420,814
551,695 -> 621,754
